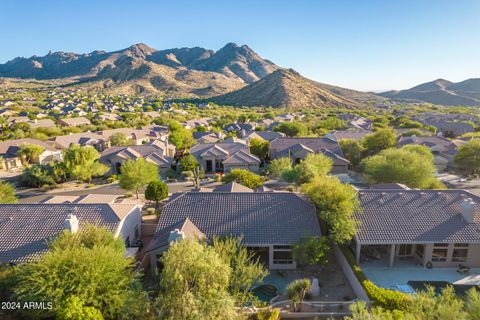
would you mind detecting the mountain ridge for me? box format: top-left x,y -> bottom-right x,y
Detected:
210,68 -> 383,109
380,78 -> 480,106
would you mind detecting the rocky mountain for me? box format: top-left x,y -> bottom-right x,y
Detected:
211,69 -> 383,109
0,43 -> 279,97
380,78 -> 480,106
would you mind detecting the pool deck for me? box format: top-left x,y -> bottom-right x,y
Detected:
362,259 -> 480,290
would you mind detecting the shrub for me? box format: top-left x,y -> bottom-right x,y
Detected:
146,208 -> 156,215
223,169 -> 263,189
362,280 -> 411,311
257,308 -> 280,320
285,279 -> 312,312
125,192 -> 133,198
107,174 -> 118,183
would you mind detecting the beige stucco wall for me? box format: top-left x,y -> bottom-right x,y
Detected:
424,243 -> 480,268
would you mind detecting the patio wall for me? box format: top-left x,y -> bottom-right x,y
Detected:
334,245 -> 369,301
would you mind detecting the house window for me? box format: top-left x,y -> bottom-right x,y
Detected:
415,245 -> 424,259
273,245 -> 293,265
215,159 -> 224,172
432,243 -> 448,262
452,244 -> 469,263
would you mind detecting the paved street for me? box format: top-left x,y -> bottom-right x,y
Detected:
16,181 -> 222,203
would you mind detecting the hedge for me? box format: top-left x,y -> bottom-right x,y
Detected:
340,246 -> 412,311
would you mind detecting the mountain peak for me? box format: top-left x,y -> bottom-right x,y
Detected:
124,43 -> 157,57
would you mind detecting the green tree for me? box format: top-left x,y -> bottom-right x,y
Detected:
268,157 -> 292,178
109,132 -> 133,146
361,147 -> 441,189
21,163 -> 57,187
178,154 -> 201,187
289,153 -> 333,185
178,154 -> 199,172
14,225 -> 144,319
223,169 -> 263,189
455,140 -> 480,175
285,279 -> 312,312
17,143 -> 45,165
212,237 -> 267,304
156,239 -> 239,320
63,144 -> 108,182
465,288 -> 480,320
292,236 -> 330,266
302,176 -> 359,244
168,123 -> 195,150
361,128 -> 397,155
145,180 -> 168,208
339,139 -> 364,169
273,122 -> 308,137
0,181 -> 17,203
119,157 -> 159,198
249,138 -> 270,161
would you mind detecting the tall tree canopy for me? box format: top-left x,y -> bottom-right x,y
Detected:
455,140 -> 480,175
13,225 -> 144,319
361,128 -> 397,155
360,146 -> 443,189
156,239 -> 239,320
302,175 -> 359,244
249,138 -> 270,161
119,157 -> 159,198
273,122 -> 308,137
63,144 -> 108,182
17,143 -> 45,165
109,132 -> 133,146
339,139 -> 364,168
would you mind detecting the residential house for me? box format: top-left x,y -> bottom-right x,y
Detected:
97,113 -> 122,121
398,135 -> 458,171
96,125 -> 169,146
58,117 -> 91,127
240,130 -> 285,143
100,141 -> 175,175
0,138 -> 62,170
146,192 -> 321,274
0,202 -> 142,264
193,131 -> 224,144
184,117 -> 212,130
353,189 -> 480,268
190,138 -> 260,173
8,117 -> 56,129
325,129 -> 373,141
223,122 -> 256,133
50,132 -> 109,151
269,137 -> 350,173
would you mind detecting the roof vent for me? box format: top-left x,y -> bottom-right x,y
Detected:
168,229 -> 185,243
461,198 -> 476,223
64,214 -> 79,233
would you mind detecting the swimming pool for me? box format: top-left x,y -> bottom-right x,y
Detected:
251,284 -> 279,303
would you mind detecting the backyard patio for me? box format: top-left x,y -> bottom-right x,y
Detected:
256,254 -> 356,303
362,258 -> 480,292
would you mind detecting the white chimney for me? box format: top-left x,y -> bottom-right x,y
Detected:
411,134 -> 417,142
64,214 -> 79,233
168,229 -> 185,243
461,198 -> 476,223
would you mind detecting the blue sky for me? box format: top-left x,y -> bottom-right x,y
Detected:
1,0 -> 479,91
